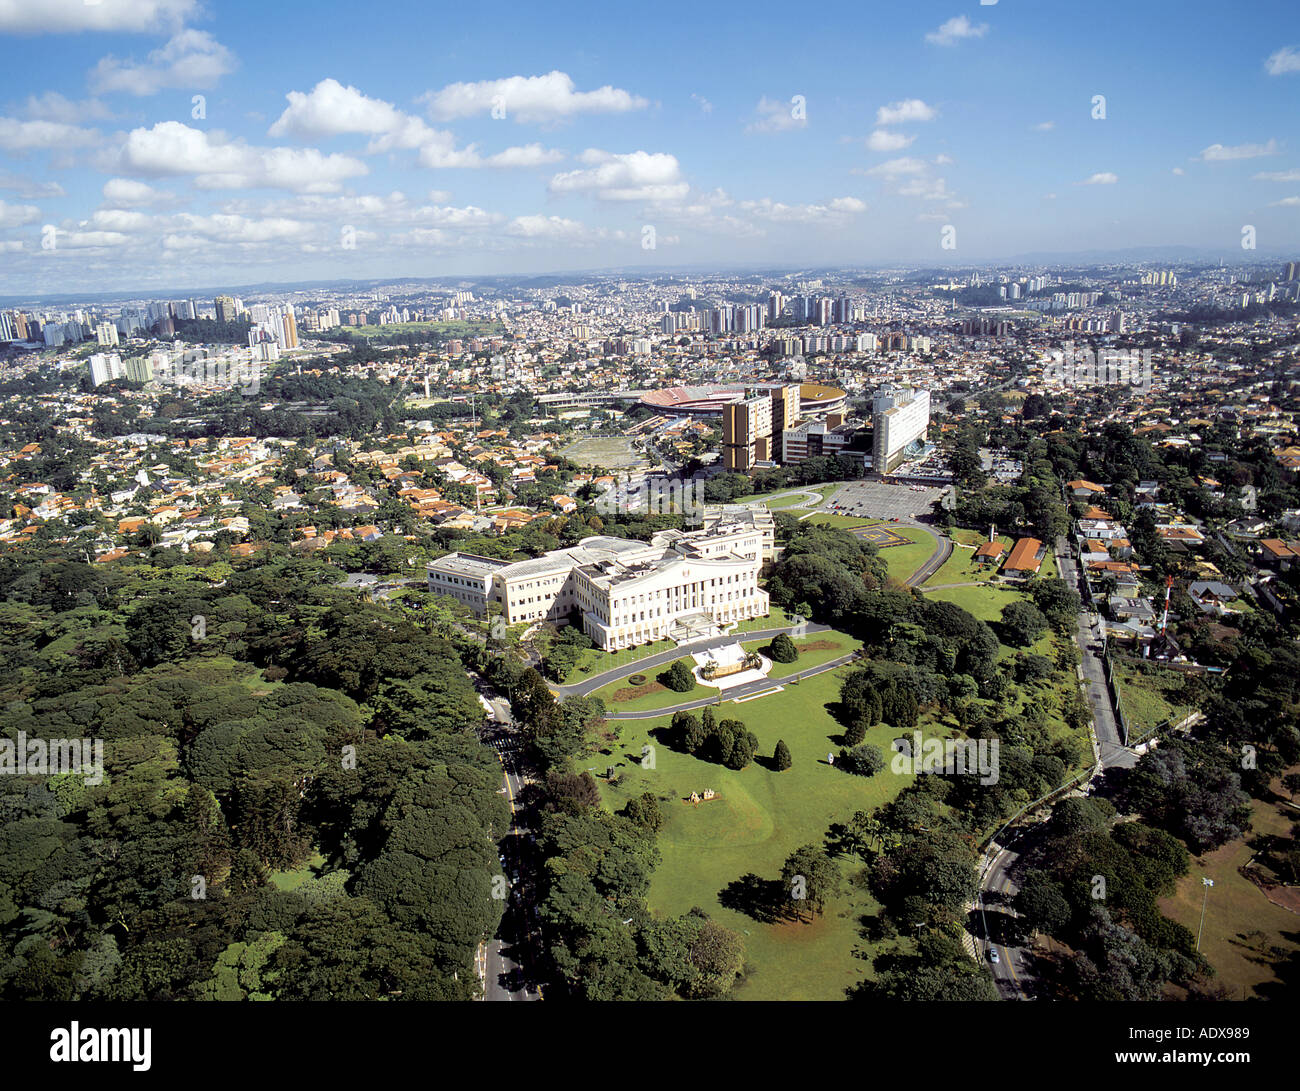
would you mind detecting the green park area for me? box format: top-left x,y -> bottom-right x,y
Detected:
590,665 -> 925,1000
876,526 -> 937,586
588,630 -> 862,712
1158,780 -> 1300,999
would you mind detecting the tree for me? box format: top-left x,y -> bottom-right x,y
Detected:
769,633 -> 798,663
1001,600 -> 1048,647
773,739 -> 793,771
843,718 -> 867,746
838,744 -> 885,777
662,659 -> 695,693
780,844 -> 842,921
1014,871 -> 1072,937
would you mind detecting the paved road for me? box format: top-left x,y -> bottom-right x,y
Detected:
602,650 -> 861,720
976,538 -> 1142,1001
978,841 -> 1033,1000
901,523 -> 952,588
1054,536 -> 1136,771
477,688 -> 541,1002
554,622 -> 832,698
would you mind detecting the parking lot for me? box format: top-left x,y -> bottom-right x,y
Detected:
821,480 -> 947,521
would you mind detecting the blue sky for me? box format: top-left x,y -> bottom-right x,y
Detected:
0,0 -> 1297,294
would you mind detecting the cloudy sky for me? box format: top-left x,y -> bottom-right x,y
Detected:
0,0 -> 1297,295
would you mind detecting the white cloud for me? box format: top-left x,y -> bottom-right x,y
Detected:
428,188 -> 452,203
1271,196 -> 1300,207
270,78 -> 407,138
863,157 -> 927,178
746,96 -> 806,133
506,214 -> 589,239
415,204 -> 503,229
102,177 -> 173,206
925,16 -> 988,46
1197,139 -> 1278,161
1033,121 -> 1055,132
1252,168 -> 1300,181
0,172 -> 64,198
273,80 -> 564,169
897,176 -> 959,201
168,212 -> 312,244
875,99 -> 938,126
117,121 -> 367,193
90,30 -> 236,96
0,240 -> 22,252
739,196 -> 866,222
422,71 -> 647,123
0,116 -> 99,151
1265,46 -> 1300,75
480,143 -> 564,168
691,94 -> 713,115
19,92 -> 113,123
1078,172 -> 1119,185
89,208 -> 150,232
549,149 -> 688,202
56,230 -> 129,249
1172,167 -> 1185,176
0,0 -> 196,33
0,198 -> 41,228
867,129 -> 915,152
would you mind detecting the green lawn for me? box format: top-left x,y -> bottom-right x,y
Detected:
564,637 -> 680,684
1158,780 -> 1300,999
268,851 -> 327,892
926,533 -> 1014,587
1112,660 -> 1185,733
590,631 -> 861,710
590,666 -> 922,1000
878,527 -> 938,586
924,581 -> 1029,624
748,632 -> 861,679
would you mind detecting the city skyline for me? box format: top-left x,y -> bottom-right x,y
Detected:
0,0 -> 1297,294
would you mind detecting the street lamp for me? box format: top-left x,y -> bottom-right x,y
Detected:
1195,877 -> 1214,952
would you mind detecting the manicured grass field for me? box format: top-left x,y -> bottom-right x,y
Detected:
590,666 -> 920,1000
1158,782 -> 1300,999
925,533 -> 1015,586
877,526 -> 937,585
564,637 -> 679,683
924,581 -> 1029,624
590,631 -> 861,709
752,633 -> 861,679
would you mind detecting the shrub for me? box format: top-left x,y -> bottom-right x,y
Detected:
838,744 -> 885,777
662,659 -> 696,693
769,633 -> 799,663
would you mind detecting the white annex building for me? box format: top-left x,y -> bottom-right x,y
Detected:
427,518 -> 769,651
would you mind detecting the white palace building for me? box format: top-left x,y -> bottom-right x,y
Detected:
426,516 -> 770,651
